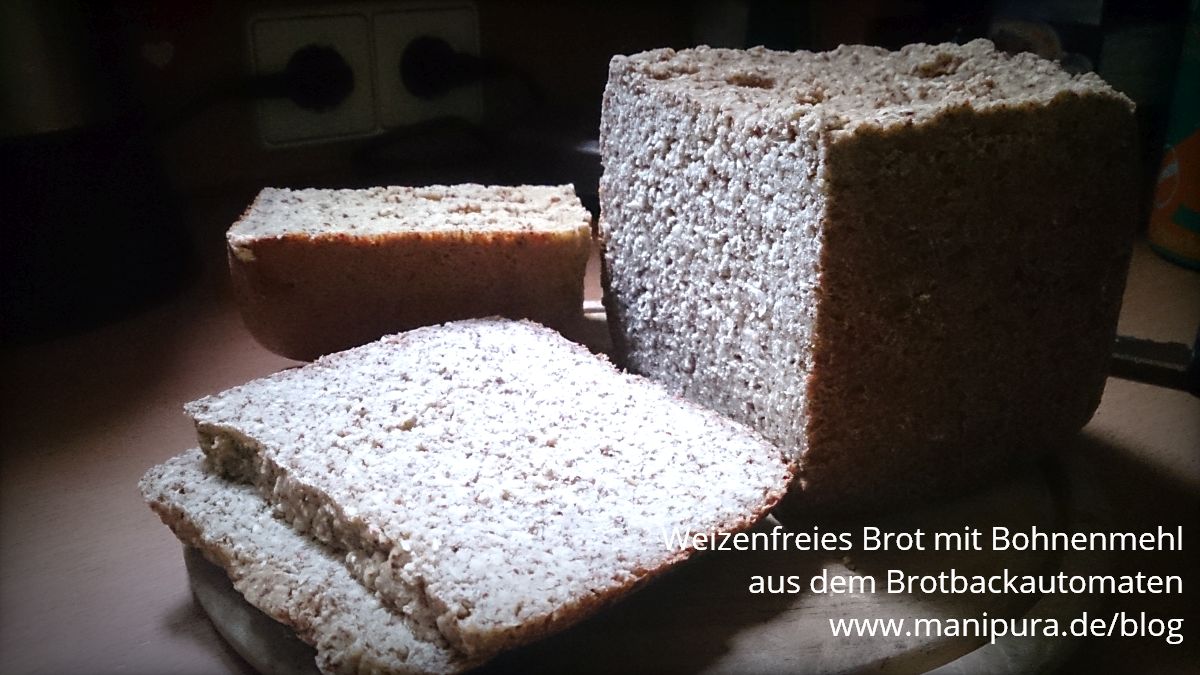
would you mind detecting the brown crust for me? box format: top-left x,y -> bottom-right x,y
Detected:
229,231 -> 591,361
792,91 -> 1137,512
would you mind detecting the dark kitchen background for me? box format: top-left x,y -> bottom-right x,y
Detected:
0,0 -> 1191,343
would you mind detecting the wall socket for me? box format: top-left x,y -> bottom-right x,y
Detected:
374,6 -> 482,128
247,2 -> 481,147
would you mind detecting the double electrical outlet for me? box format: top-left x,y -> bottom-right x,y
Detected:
248,1 -> 481,146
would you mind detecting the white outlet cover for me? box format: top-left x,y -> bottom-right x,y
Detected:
250,13 -> 377,146
373,5 -> 483,128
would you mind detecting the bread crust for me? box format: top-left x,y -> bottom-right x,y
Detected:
231,230 -> 590,361
795,91 -> 1137,510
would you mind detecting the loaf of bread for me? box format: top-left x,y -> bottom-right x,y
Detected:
140,449 -> 476,675
185,318 -> 792,659
599,40 -> 1138,510
228,184 -> 593,361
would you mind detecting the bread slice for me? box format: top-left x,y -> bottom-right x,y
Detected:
139,449 -> 477,675
228,184 -> 593,361
599,40 -> 1138,511
186,318 -> 792,658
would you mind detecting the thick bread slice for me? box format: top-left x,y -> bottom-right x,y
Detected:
139,449 -> 476,675
599,40 -> 1137,511
228,184 -> 593,361
186,318 -> 792,658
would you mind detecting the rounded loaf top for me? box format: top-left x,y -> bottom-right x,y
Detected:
229,183 -> 593,244
613,39 -> 1131,132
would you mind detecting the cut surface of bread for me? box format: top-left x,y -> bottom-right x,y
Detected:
187,318 -> 792,658
140,449 -> 475,675
228,184 -> 593,361
599,40 -> 1138,511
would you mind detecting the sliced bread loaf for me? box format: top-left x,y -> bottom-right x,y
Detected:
140,449 -> 475,675
599,40 -> 1138,510
186,318 -> 792,658
228,184 -> 593,361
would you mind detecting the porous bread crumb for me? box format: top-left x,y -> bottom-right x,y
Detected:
187,318 -> 792,658
228,184 -> 589,244
599,39 -> 1138,511
139,449 -> 475,675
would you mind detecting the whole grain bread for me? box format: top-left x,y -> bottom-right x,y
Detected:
228,184 -> 593,361
139,449 -> 477,675
186,318 -> 792,658
599,40 -> 1138,511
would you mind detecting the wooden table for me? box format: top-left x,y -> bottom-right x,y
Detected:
2,200 -> 1197,673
